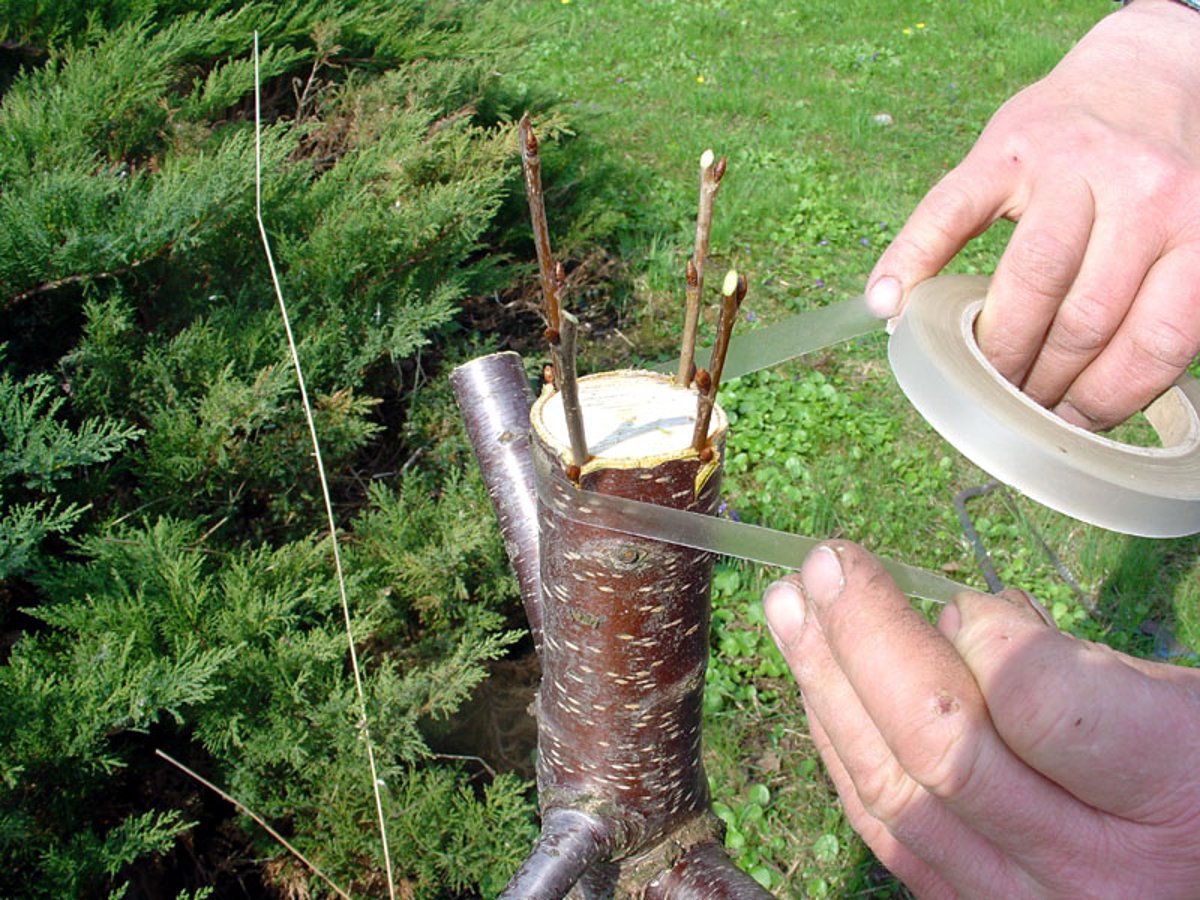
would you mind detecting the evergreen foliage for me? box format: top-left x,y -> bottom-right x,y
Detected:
0,1 -> 627,895
0,352 -> 141,577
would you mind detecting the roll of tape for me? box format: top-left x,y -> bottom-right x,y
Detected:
890,275 -> 1200,537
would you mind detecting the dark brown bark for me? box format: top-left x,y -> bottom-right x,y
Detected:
453,361 -> 772,898
646,841 -> 774,899
531,418 -> 721,855
499,807 -> 615,899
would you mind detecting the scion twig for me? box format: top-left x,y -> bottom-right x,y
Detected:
549,311 -> 589,470
692,270 -> 746,453
676,150 -> 725,386
676,258 -> 700,387
518,113 -> 561,337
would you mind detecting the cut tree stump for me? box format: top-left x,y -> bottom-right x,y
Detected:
453,355 -> 772,899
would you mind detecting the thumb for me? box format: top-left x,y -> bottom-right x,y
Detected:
945,590 -> 1200,824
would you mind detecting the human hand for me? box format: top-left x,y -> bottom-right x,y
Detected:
867,0 -> 1200,431
762,541 -> 1200,898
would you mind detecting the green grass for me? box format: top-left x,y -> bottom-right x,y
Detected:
498,0 -> 1200,895
502,0 -> 1083,314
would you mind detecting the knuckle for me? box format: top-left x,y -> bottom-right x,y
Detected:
1130,317 -> 1197,375
1048,294 -> 1119,355
976,309 -> 1036,377
892,177 -> 987,267
908,717 -> 982,803
1063,396 -> 1120,432
854,762 -> 921,826
871,692 -> 987,807
1128,146 -> 1191,202
1003,228 -> 1079,298
991,126 -> 1038,176
980,331 -> 1032,377
921,177 -> 983,235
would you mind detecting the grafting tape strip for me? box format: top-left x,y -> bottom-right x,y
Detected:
654,294 -> 883,382
532,449 -> 969,605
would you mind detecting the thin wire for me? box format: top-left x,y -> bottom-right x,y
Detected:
254,33 -> 396,900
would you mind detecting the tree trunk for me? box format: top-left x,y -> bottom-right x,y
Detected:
452,353 -> 772,899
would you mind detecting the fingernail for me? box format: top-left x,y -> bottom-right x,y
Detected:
800,545 -> 844,610
1052,399 -> 1095,431
866,276 -> 903,318
948,591 -> 985,641
1003,589 -> 1057,628
938,601 -> 963,640
763,579 -> 806,652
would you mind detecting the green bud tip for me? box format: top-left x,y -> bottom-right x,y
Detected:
722,270 -> 739,296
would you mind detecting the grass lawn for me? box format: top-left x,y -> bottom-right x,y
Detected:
494,0 -> 1200,895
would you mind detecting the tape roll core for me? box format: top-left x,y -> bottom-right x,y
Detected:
889,275 -> 1200,537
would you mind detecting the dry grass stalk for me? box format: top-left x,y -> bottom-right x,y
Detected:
253,34 -> 395,898
156,750 -> 351,900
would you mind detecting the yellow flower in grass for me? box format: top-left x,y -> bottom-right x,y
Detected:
696,74 -> 705,84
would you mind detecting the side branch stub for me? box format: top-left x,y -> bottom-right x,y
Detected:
450,352 -> 543,650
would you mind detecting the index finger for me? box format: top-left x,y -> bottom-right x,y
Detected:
866,158 -> 1008,317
